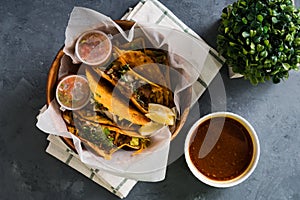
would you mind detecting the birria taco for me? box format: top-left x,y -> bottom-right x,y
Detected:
85,67 -> 150,125
95,48 -> 175,114
62,109 -> 150,160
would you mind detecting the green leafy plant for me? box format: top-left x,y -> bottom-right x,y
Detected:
217,0 -> 300,85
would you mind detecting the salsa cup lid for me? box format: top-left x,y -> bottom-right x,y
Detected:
75,30 -> 112,66
55,75 -> 91,111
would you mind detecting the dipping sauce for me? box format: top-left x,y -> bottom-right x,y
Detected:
56,75 -> 90,110
76,30 -> 112,65
189,117 -> 253,181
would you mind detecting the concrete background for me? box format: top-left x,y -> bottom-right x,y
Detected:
0,0 -> 299,199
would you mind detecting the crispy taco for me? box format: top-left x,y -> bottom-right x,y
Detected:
144,48 -> 171,88
85,67 -> 150,125
62,111 -> 150,160
73,102 -> 141,131
95,48 -> 175,114
112,47 -> 167,86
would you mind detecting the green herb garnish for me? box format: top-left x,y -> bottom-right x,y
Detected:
103,127 -> 110,136
130,137 -> 139,146
117,64 -> 130,78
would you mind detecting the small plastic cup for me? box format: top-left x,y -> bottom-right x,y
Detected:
56,75 -> 90,111
75,30 -> 112,66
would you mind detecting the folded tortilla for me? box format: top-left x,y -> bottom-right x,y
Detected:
97,48 -> 174,114
62,110 -> 150,160
113,47 -> 167,86
85,67 -> 150,125
73,106 -> 140,131
76,124 -> 149,159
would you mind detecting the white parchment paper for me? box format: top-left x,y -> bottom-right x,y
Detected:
37,7 -> 209,182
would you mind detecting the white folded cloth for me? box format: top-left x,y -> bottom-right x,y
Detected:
46,134 -> 136,198
122,0 -> 225,88
44,0 -> 225,198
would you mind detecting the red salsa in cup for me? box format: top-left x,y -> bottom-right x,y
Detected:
76,30 -> 112,66
56,75 -> 90,110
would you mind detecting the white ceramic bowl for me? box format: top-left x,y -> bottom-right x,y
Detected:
184,112 -> 260,188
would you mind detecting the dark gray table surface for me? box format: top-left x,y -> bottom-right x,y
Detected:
1,0 -> 300,199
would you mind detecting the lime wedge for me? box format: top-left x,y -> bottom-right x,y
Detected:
145,104 -> 176,125
148,103 -> 176,117
138,121 -> 164,136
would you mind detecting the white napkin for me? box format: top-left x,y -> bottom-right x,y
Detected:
42,0 -> 225,198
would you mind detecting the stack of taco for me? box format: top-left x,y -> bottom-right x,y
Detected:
62,107 -> 150,160
61,47 -> 176,160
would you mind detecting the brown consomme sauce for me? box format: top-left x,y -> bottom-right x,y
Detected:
189,117 -> 253,181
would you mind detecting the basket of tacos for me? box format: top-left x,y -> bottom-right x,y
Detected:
46,20 -> 192,162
